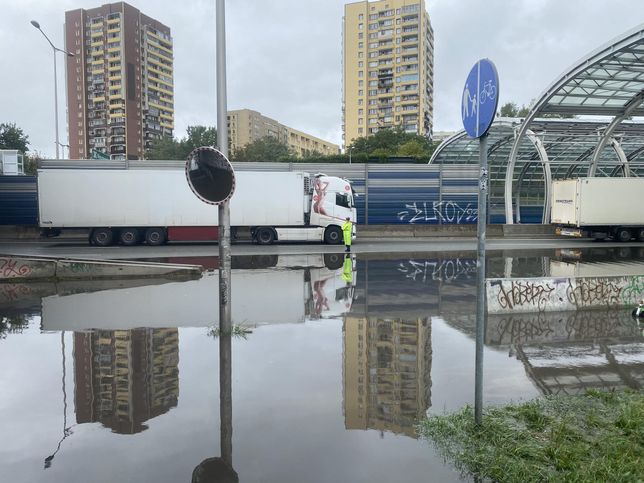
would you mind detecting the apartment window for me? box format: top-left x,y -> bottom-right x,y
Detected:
369,71 -> 377,78
369,13 -> 378,20
369,80 -> 377,87
358,90 -> 363,96
368,109 -> 377,115
358,71 -> 363,77
358,32 -> 363,39
358,42 -> 364,48
358,80 -> 364,87
358,99 -> 363,105
358,23 -> 363,30
368,33 -> 377,39
358,13 -> 364,20
358,109 -> 364,115
358,118 -> 363,125
369,99 -> 377,105
358,128 -> 364,134
358,51 -> 363,58
358,61 -> 363,68
368,89 -> 377,95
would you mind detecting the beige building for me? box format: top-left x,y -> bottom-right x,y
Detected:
343,316 -> 432,438
227,109 -> 340,158
65,2 -> 174,160
342,0 -> 434,147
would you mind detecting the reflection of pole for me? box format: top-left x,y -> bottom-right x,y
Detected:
44,331 -> 70,469
475,134 -> 488,425
220,333 -> 233,466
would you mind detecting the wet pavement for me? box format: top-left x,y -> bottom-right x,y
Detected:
1,247 -> 643,483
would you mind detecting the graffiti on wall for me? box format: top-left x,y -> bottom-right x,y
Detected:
398,258 -> 477,283
0,258 -> 32,278
397,201 -> 478,224
487,275 -> 644,314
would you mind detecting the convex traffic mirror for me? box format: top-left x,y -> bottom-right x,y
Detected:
185,146 -> 236,204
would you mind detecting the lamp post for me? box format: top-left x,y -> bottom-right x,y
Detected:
31,20 -> 74,160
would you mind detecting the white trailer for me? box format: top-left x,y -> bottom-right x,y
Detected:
551,177 -> 644,241
38,168 -> 356,245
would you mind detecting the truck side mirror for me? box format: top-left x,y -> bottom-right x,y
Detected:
185,146 -> 235,204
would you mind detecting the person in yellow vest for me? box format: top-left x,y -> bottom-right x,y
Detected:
342,217 -> 353,252
342,254 -> 353,285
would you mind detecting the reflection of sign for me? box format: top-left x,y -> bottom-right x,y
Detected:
461,59 -> 499,138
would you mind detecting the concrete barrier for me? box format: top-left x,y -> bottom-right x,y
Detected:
0,255 -> 202,282
486,275 -> 644,314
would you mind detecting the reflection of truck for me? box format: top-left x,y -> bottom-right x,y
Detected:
551,178 -> 644,241
38,168 -> 356,246
41,254 -> 356,331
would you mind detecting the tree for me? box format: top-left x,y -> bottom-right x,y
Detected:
347,127 -> 435,162
231,136 -> 292,162
146,125 -> 217,160
0,123 -> 30,153
498,102 -> 529,118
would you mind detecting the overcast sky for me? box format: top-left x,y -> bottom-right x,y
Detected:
2,0 -> 644,157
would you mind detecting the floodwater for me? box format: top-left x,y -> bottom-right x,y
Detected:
1,247 -> 643,483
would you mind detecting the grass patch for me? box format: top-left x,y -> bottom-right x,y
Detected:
418,390 -> 644,482
207,325 -> 252,339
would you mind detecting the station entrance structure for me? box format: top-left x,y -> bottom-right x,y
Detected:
431,23 -> 644,224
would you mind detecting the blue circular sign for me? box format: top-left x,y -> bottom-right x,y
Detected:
461,59 -> 499,138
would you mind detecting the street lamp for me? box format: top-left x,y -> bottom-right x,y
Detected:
31,20 -> 75,160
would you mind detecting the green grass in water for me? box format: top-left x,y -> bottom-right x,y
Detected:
207,325 -> 252,339
418,390 -> 644,483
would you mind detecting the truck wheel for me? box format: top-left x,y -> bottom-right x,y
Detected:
145,228 -> 167,246
91,228 -> 114,247
324,226 -> 343,245
616,227 -> 632,243
119,228 -> 141,246
637,228 -> 644,242
256,227 -> 275,245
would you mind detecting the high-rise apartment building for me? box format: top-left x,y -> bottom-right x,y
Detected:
65,2 -> 174,160
342,0 -> 434,147
227,109 -> 340,158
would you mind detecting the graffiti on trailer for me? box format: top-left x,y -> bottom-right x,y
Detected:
397,201 -> 478,224
313,178 -> 329,216
0,258 -> 32,278
490,280 -> 556,312
566,278 -> 623,308
398,258 -> 477,283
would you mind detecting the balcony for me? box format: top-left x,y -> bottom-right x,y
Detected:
110,145 -> 126,154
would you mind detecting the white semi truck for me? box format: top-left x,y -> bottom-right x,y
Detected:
551,177 -> 644,242
37,168 -> 356,246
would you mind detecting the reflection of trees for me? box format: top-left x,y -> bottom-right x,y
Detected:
0,314 -> 30,339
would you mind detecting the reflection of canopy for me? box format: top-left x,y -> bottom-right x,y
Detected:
431,23 -> 644,223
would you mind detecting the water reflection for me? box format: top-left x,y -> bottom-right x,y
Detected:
74,329 -> 179,434
1,249 -> 644,482
487,309 -> 644,395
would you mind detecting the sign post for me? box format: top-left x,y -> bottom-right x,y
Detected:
461,58 -> 499,425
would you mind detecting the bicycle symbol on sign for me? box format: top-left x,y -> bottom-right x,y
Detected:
479,80 -> 497,104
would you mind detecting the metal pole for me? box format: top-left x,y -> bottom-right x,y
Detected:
53,46 -> 60,160
216,0 -> 232,464
474,133 -> 488,425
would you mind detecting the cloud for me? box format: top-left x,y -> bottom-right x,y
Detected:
2,0 -> 644,156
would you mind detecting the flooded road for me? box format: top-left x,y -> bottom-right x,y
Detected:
1,247 -> 643,483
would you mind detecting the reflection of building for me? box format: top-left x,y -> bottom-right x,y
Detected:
343,317 -> 431,438
74,328 -> 179,434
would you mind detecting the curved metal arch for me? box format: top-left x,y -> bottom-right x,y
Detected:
611,138 -> 630,177
505,23 -> 644,223
588,90 -> 644,176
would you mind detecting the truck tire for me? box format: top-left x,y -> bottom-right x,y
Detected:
90,228 -> 114,247
324,253 -> 344,270
324,226 -> 343,245
256,227 -> 275,245
637,228 -> 644,242
145,227 -> 167,246
119,228 -> 141,246
616,227 -> 632,243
